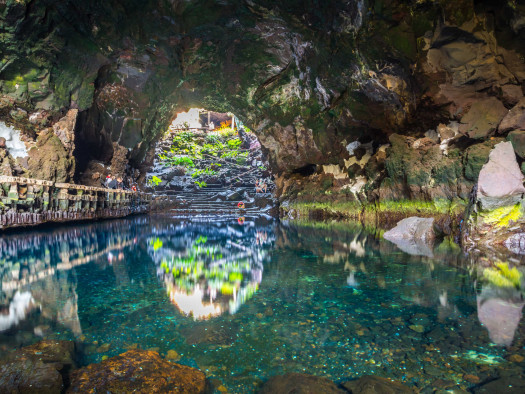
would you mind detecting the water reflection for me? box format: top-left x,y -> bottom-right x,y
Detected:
0,217 -> 524,392
147,221 -> 274,319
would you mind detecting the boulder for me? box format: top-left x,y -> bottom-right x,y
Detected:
507,130 -> 525,159
383,217 -> 436,257
0,340 -> 76,394
500,84 -> 523,107
259,372 -> 345,394
27,128 -> 75,182
458,97 -> 508,139
383,217 -> 435,243
67,349 -> 206,393
499,97 -> 525,133
476,141 -> 525,211
342,375 -> 414,394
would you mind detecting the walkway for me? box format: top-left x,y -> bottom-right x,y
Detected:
0,175 -> 164,229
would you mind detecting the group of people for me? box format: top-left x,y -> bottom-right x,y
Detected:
104,174 -> 137,191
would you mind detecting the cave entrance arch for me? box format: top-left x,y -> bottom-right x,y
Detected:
147,108 -> 274,218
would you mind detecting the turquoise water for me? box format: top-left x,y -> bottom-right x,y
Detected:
1,217 -> 524,392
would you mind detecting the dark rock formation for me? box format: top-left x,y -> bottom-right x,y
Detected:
0,340 -> 76,394
0,0 -> 524,224
67,349 -> 206,393
342,375 -> 414,394
27,128 -> 75,182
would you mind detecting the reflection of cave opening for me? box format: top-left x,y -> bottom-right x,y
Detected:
147,108 -> 275,216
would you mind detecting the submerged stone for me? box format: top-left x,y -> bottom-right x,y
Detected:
67,349 -> 206,393
259,372 -> 344,393
342,375 -> 414,394
0,340 -> 76,394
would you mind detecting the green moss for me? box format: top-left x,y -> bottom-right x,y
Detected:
479,204 -> 522,227
387,23 -> 417,60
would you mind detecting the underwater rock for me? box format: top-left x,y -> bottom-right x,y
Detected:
341,375 -> 413,393
259,372 -> 344,393
0,340 -> 76,394
67,349 -> 206,393
473,375 -> 525,393
476,142 -> 525,211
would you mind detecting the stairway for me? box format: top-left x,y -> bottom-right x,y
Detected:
148,129 -> 276,218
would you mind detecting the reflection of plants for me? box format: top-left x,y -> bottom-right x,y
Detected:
483,262 -> 522,289
195,235 -> 207,245
151,237 -> 163,251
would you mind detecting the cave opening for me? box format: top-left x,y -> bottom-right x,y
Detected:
146,108 -> 275,217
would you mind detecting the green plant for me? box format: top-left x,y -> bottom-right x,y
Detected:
148,175 -> 162,186
191,168 -> 218,178
227,138 -> 242,150
194,180 -> 207,188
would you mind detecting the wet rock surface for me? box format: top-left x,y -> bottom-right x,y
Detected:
342,375 -> 414,394
0,340 -> 76,394
0,0 -> 523,207
67,349 -> 206,393
259,372 -> 345,393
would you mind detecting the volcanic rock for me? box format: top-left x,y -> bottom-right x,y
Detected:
259,372 -> 345,394
458,98 -> 508,139
499,97 -> 525,133
342,375 -> 414,394
0,340 -> 76,394
67,349 -> 206,393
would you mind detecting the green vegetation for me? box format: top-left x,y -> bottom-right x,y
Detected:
194,180 -> 207,188
147,175 -> 162,186
150,127 -> 251,189
478,204 -> 522,227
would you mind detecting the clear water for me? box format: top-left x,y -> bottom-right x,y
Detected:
1,216 -> 524,392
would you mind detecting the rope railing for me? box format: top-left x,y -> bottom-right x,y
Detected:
0,175 -> 169,229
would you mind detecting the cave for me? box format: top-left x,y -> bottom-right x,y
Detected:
1,0 -> 525,392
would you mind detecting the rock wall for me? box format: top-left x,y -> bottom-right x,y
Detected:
0,0 -> 524,208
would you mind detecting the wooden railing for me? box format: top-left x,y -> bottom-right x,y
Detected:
0,175 -> 168,229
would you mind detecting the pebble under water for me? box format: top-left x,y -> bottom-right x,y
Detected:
1,216 -> 525,392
